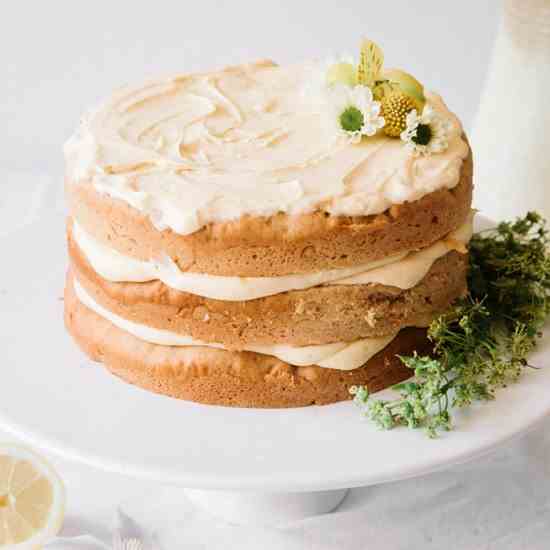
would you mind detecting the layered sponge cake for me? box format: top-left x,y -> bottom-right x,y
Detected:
64,56 -> 472,407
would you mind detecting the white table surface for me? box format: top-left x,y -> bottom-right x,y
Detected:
3,172 -> 550,550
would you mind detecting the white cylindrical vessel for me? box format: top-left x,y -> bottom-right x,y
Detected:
471,0 -> 550,221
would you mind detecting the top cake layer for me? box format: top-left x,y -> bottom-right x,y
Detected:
65,60 -> 469,237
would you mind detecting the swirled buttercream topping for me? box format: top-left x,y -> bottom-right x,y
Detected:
73,278 -> 397,370
72,213 -> 473,301
65,60 -> 469,236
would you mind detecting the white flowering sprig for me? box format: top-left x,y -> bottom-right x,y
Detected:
329,84 -> 385,144
400,105 -> 454,156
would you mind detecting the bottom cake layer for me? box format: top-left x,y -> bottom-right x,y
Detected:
64,274 -> 432,408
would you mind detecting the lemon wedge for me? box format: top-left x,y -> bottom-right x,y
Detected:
0,444 -> 65,548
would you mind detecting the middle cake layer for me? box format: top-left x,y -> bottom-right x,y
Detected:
69,225 -> 468,348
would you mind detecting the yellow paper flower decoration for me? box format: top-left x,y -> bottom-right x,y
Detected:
356,38 -> 384,88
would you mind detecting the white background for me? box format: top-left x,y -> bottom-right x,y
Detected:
11,2 -> 550,550
3,0 -> 500,176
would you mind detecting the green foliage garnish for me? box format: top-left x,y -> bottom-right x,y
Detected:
351,212 -> 550,437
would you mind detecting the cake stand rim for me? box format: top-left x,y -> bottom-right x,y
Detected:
0,405 -> 547,492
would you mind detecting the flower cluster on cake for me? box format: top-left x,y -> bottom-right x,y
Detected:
64,38 -> 473,407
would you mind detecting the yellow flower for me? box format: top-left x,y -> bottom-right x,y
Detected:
381,91 -> 416,138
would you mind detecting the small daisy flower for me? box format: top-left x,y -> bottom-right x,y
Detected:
400,105 -> 454,156
329,84 -> 385,144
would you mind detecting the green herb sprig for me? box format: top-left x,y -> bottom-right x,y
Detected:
351,212 -> 550,437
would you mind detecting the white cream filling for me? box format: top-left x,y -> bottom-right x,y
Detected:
335,217 -> 474,288
74,279 -> 397,371
72,214 -> 473,302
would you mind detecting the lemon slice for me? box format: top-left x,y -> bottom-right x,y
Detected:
0,444 -> 65,548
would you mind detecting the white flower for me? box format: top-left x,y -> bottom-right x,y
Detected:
400,105 -> 454,156
328,84 -> 385,144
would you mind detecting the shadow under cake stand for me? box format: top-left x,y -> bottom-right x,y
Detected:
1,214 -> 549,526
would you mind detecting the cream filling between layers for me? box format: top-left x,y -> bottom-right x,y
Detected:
72,213 -> 473,301
74,278 -> 397,371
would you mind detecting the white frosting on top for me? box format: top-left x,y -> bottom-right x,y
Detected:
65,61 -> 469,236
74,279 -> 396,370
72,214 -> 473,301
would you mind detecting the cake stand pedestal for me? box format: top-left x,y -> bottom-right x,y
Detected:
1,214 -> 550,526
184,488 -> 349,525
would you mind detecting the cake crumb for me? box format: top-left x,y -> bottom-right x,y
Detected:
364,310 -> 377,327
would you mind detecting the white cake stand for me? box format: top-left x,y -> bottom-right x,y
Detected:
1,213 -> 549,526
